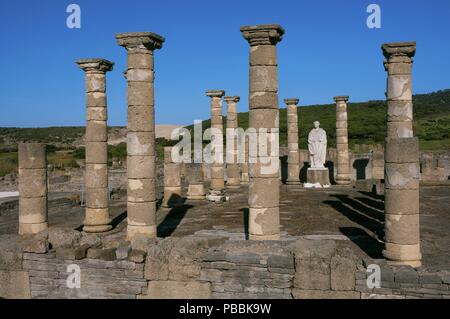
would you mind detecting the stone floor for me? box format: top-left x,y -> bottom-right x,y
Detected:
1,183 -> 449,272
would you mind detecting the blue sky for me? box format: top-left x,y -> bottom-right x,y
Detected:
0,0 -> 449,127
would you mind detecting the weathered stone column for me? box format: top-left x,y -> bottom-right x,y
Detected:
241,24 -> 284,240
284,98 -> 300,185
162,147 -> 183,208
206,90 -> 226,200
186,163 -> 206,200
334,96 -> 351,185
77,59 -> 114,233
18,143 -> 48,234
241,137 -> 250,185
382,42 -> 421,267
225,96 -> 241,188
116,32 -> 165,239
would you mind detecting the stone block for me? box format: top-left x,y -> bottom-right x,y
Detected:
85,142 -> 108,164
384,162 -> 419,190
86,248 -> 116,261
267,254 -> 294,269
250,66 -> 278,92
127,155 -> 156,179
385,137 -> 418,163
384,189 -> 419,215
331,255 -> 356,291
248,177 -> 279,208
128,250 -> 146,263
384,213 -> 420,245
18,143 -> 46,169
86,120 -> 107,142
249,92 -> 279,110
18,168 -> 47,197
294,258 -> 330,290
250,45 -> 277,66
0,270 -> 31,299
142,281 -> 211,299
56,245 -> 89,260
292,289 -> 360,299
127,105 -> 155,132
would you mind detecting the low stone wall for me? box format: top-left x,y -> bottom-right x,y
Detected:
1,229 -> 449,299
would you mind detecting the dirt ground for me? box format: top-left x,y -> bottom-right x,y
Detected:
1,184 -> 449,272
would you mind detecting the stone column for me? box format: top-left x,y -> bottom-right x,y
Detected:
241,24 -> 284,240
334,96 -> 351,185
382,42 -> 421,267
162,147 -> 183,208
240,137 -> 250,185
18,143 -> 48,234
116,32 -> 165,239
225,96 -> 241,188
76,59 -> 114,233
284,98 -> 300,185
206,90 -> 226,200
186,163 -> 206,200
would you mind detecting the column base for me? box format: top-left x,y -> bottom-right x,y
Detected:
383,242 -> 422,268
248,233 -> 280,241
19,222 -> 48,235
226,184 -> 241,189
207,189 -> 228,203
335,177 -> 351,185
305,168 -> 330,188
241,173 -> 249,185
83,224 -> 112,233
127,224 -> 157,240
285,179 -> 301,185
187,184 -> 206,200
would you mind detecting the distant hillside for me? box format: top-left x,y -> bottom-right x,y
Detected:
190,89 -> 450,151
0,90 -> 449,152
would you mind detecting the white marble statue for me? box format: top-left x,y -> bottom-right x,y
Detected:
308,121 -> 327,168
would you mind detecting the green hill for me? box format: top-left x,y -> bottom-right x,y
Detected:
192,89 -> 450,151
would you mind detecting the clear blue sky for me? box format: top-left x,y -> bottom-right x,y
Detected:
0,0 -> 449,127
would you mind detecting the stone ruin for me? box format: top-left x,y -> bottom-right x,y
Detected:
1,25 -> 450,300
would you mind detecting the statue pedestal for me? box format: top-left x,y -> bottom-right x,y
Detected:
305,168 -> 330,188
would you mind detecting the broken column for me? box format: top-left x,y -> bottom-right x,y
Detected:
77,58 -> 114,233
334,96 -> 351,185
116,32 -> 165,239
225,96 -> 241,188
284,98 -> 300,185
206,90 -> 226,201
18,143 -> 48,234
241,24 -> 284,240
382,42 -> 421,267
162,147 -> 183,208
186,163 -> 206,200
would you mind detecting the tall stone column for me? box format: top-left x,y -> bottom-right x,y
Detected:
225,96 -> 241,188
162,147 -> 183,208
241,24 -> 284,240
284,98 -> 300,185
334,96 -> 351,185
116,32 -> 165,239
186,163 -> 206,200
382,42 -> 421,267
18,143 -> 48,234
76,59 -> 114,233
206,90 -> 226,200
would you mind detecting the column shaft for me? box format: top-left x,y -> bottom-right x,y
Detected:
225,96 -> 241,188
334,96 -> 351,185
77,58 -> 114,233
187,163 -> 206,200
241,24 -> 284,240
381,42 -> 421,267
162,147 -> 183,207
116,32 -> 165,239
285,99 -> 300,185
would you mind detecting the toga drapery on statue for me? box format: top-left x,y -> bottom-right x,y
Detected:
308,121 -> 327,168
